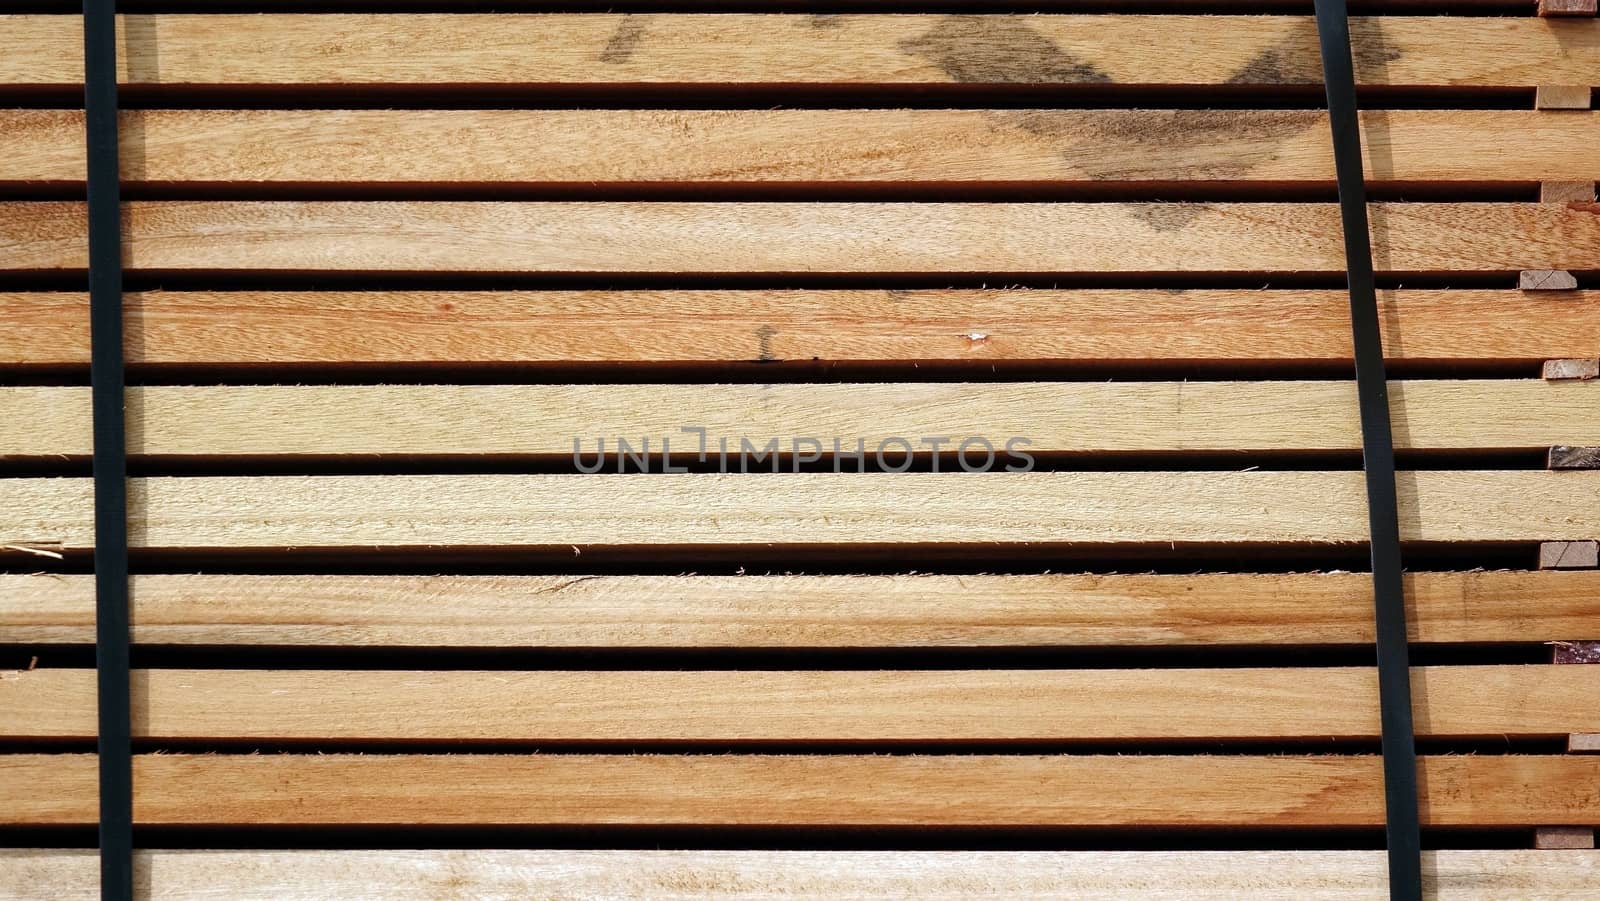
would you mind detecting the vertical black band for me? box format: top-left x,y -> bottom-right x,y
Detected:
83,1 -> 133,898
1309,3 -> 1422,899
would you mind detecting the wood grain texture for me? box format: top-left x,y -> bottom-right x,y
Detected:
4,570 -> 1598,648
4,666 -> 1596,742
6,292 -> 1593,369
6,202 -> 1598,274
4,290 -> 1596,369
3,849 -> 1598,900
5,380 -> 1597,458
2,471 -> 1596,553
3,753 -> 1597,827
3,16 -> 1596,88
7,109 -> 1598,185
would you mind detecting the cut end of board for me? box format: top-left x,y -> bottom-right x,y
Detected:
1554,641 -> 1600,664
1521,269 -> 1580,291
1542,181 -> 1598,203
1539,541 -> 1600,570
1534,827 -> 1596,849
1549,446 -> 1600,470
1543,359 -> 1600,381
1538,0 -> 1598,16
1536,86 -> 1593,110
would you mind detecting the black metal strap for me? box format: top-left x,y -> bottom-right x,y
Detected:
1310,3 -> 1422,898
84,1 -> 133,898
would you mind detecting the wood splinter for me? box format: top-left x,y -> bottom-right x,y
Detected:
1521,270 -> 1580,291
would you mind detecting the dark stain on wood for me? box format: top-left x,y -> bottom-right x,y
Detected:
600,17 -> 648,65
1120,202 -> 1218,233
1021,109 -> 1322,181
899,16 -> 1112,85
1229,20 -> 1403,85
901,16 -> 1401,88
755,325 -> 779,363
1003,109 -> 1320,231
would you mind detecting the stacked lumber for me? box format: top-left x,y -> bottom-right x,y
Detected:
1,3 -> 1597,898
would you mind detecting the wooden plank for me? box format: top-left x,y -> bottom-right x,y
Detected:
5,380 -> 1597,458
0,0 -> 1546,8
4,666 -> 1596,742
2,471 -> 1596,554
3,16 -> 1595,89
4,570 -> 1599,648
4,202 -> 1598,274
3,849 -> 1597,900
3,753 -> 1596,826
0,0 -> 1548,7
7,109 -> 1598,186
3,290 -> 1596,369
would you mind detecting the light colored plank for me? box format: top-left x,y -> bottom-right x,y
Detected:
1,471 -> 1596,554
3,666 -> 1596,741
3,289 -> 1596,368
3,16 -> 1596,88
5,202 -> 1598,274
3,570 -> 1598,648
7,109 -> 1598,185
5,380 -> 1598,458
3,849 -> 1597,901
3,753 -> 1596,826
